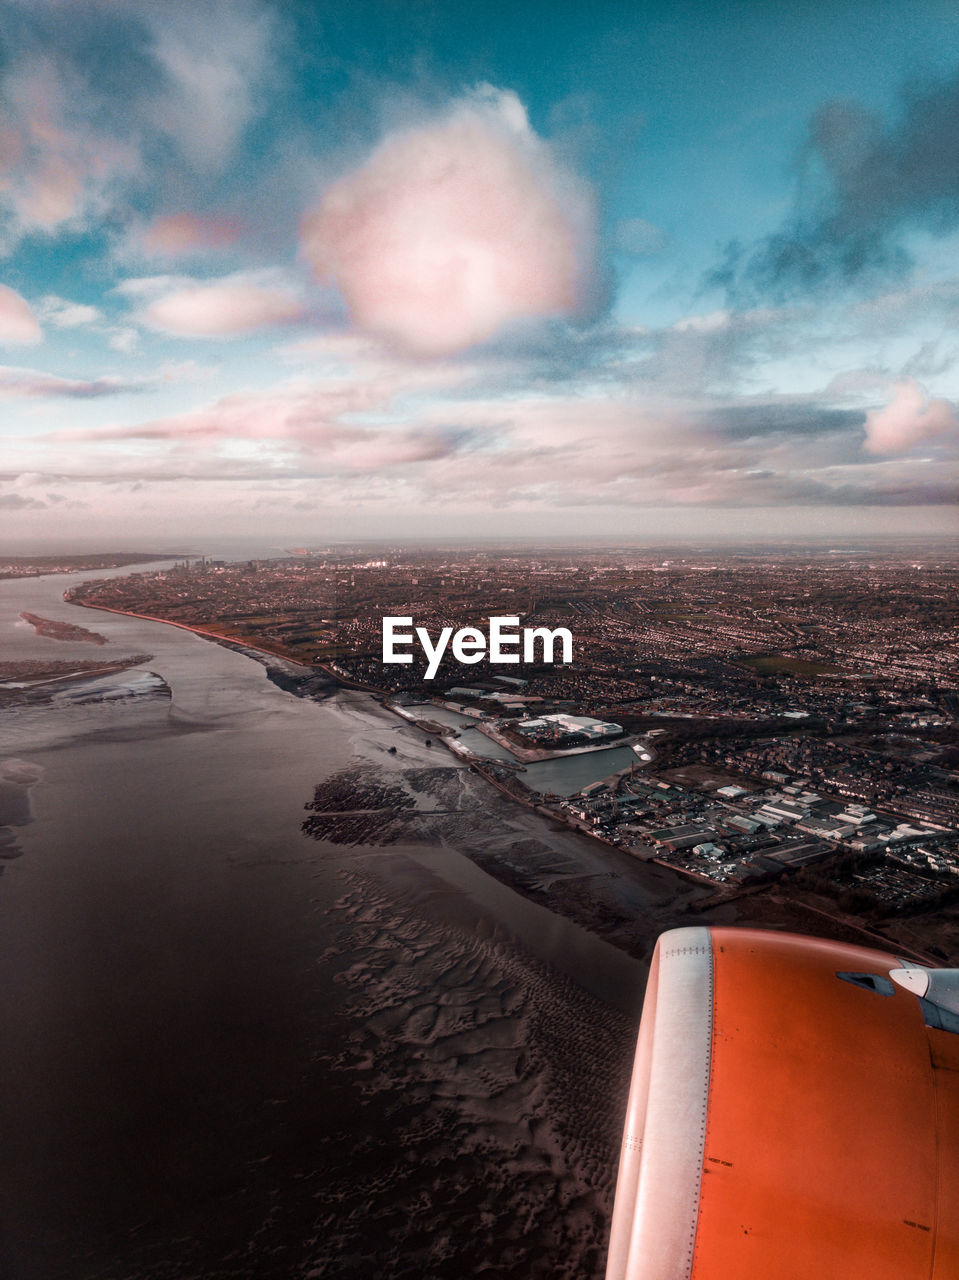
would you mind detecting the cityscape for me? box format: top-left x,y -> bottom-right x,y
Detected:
62,542 -> 959,962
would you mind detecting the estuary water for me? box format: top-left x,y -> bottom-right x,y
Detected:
402,702 -> 641,789
0,566 -> 651,1280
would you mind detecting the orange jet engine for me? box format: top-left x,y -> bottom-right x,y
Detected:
606,926 -> 959,1280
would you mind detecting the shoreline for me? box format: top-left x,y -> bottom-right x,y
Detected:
5,573 -> 641,1280
67,598 -> 315,666
64,594 -> 941,968
2,658 -> 152,690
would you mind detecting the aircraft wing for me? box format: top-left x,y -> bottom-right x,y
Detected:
606,926 -> 959,1279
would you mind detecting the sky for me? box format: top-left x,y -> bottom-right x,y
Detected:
1,0 -> 958,550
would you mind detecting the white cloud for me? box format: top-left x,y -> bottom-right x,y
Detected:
36,295 -> 102,328
863,379 -> 959,454
122,270 -> 305,338
108,327 -> 140,353
0,283 -> 41,343
672,310 -> 731,334
302,85 -> 599,354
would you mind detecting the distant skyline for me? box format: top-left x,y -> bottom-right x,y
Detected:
1,0 -> 958,548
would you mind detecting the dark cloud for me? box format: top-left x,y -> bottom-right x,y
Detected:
463,318 -> 649,391
0,491 -> 43,508
696,401 -> 862,441
470,308 -> 787,400
902,338 -> 959,379
709,71 -> 959,302
641,315 -> 762,396
755,473 -> 959,508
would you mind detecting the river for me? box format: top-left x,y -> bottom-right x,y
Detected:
0,565 -> 658,1279
400,703 -> 642,790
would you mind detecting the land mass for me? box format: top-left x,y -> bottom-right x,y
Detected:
0,552 -> 168,580
0,655 -> 156,707
20,611 -> 108,644
67,545 -> 959,963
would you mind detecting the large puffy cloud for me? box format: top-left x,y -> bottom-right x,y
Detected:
0,284 -> 41,343
863,379 -> 959,455
302,86 -> 599,355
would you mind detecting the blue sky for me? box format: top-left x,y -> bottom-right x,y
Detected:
1,0 -> 958,548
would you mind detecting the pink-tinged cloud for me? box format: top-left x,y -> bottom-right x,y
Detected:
863,379 -> 959,454
140,212 -> 243,256
42,380 -> 472,476
0,57 -> 138,236
0,365 -> 134,398
0,285 -> 41,344
144,280 -> 304,337
16,375 -> 956,516
302,86 -> 598,354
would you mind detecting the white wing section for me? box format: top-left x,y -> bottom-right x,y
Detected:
606,927 -> 714,1280
891,966 -> 959,1014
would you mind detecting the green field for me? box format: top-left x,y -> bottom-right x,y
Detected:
737,653 -> 840,677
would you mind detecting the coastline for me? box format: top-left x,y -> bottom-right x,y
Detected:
67,598 -> 309,663
63,593 -> 938,969
67,599 -> 686,939
7,576 -> 650,1279
1,657 -> 152,690
68,597 -> 340,699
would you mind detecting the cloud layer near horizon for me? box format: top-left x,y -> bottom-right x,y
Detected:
302,87 -> 599,354
13,341 -> 956,513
